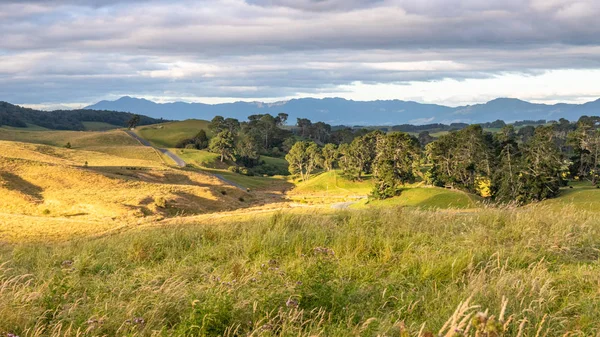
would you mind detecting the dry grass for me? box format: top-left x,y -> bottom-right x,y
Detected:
0,141 -> 262,242
0,129 -> 139,148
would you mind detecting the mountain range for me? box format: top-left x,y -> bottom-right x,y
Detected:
85,96 -> 600,125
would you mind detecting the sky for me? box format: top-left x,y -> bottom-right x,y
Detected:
1,0 -> 600,109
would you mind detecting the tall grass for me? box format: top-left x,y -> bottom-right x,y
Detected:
1,205 -> 599,336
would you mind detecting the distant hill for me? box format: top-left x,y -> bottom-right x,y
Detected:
0,101 -> 165,130
85,96 -> 600,125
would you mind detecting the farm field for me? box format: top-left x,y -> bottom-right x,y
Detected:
136,120 -> 211,148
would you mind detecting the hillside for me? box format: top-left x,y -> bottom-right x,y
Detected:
86,96 -> 600,125
0,139 -> 257,240
0,101 -> 164,130
135,119 -> 211,148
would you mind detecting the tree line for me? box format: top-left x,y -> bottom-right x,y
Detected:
285,116 -> 600,205
0,101 -> 163,130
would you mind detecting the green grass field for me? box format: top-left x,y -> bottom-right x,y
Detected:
538,181 -> 600,212
136,120 -> 210,148
171,148 -> 224,168
355,186 -> 482,210
291,170 -> 373,196
81,121 -> 120,131
2,206 -> 600,336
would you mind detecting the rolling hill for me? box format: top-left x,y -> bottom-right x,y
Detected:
85,96 -> 600,125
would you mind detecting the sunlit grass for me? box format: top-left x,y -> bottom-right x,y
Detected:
1,206 -> 600,336
136,120 -> 210,148
354,186 -> 482,210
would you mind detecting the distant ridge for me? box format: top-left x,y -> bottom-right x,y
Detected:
0,101 -> 164,130
85,96 -> 600,125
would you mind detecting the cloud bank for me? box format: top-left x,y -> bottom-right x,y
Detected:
1,0 -> 600,106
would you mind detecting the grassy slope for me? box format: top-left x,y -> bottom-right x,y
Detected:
136,120 -> 210,148
1,207 -> 600,335
81,121 -> 120,131
539,181 -> 600,211
0,129 -> 165,164
0,129 -> 139,148
355,187 -> 482,210
0,141 -> 251,237
291,170 -> 373,196
169,148 -> 225,169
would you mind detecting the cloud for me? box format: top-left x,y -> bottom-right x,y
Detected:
1,0 -> 600,105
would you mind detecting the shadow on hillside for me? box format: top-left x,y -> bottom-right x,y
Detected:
0,172 -> 44,202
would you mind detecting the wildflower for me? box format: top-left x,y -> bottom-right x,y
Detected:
286,298 -> 299,308
133,317 -> 145,325
313,247 -> 335,256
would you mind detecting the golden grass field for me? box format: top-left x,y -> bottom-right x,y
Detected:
0,133 -> 262,242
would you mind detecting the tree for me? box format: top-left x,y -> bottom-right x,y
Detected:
343,131 -> 382,180
321,143 -> 338,171
417,131 -> 435,147
516,126 -> 564,203
224,118 -> 240,135
127,114 -> 140,129
209,131 -> 235,162
372,133 -> 421,199
493,125 -> 523,203
568,116 -> 600,185
276,113 -> 289,126
296,118 -> 312,137
235,132 -> 260,167
193,129 -> 209,149
426,125 -> 494,193
285,141 -> 322,181
175,129 -> 209,149
209,116 -> 226,133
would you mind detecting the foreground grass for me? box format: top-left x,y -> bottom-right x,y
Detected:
1,206 -> 599,336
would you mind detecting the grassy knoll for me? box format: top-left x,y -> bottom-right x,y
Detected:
354,186 -> 482,210
1,206 -> 600,336
136,120 -> 210,148
170,148 -> 225,169
538,181 -> 600,211
0,141 -> 253,235
290,170 -> 373,196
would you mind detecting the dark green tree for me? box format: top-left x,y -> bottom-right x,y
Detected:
209,116 -> 226,133
321,143 -> 338,171
516,126 -> 564,203
372,133 -> 421,199
568,116 -> 600,185
493,125 -> 523,203
127,114 -> 141,129
235,132 -> 261,167
209,130 -> 235,162
426,125 -> 494,192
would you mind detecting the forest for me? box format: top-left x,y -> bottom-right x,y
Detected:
0,102 -> 164,130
